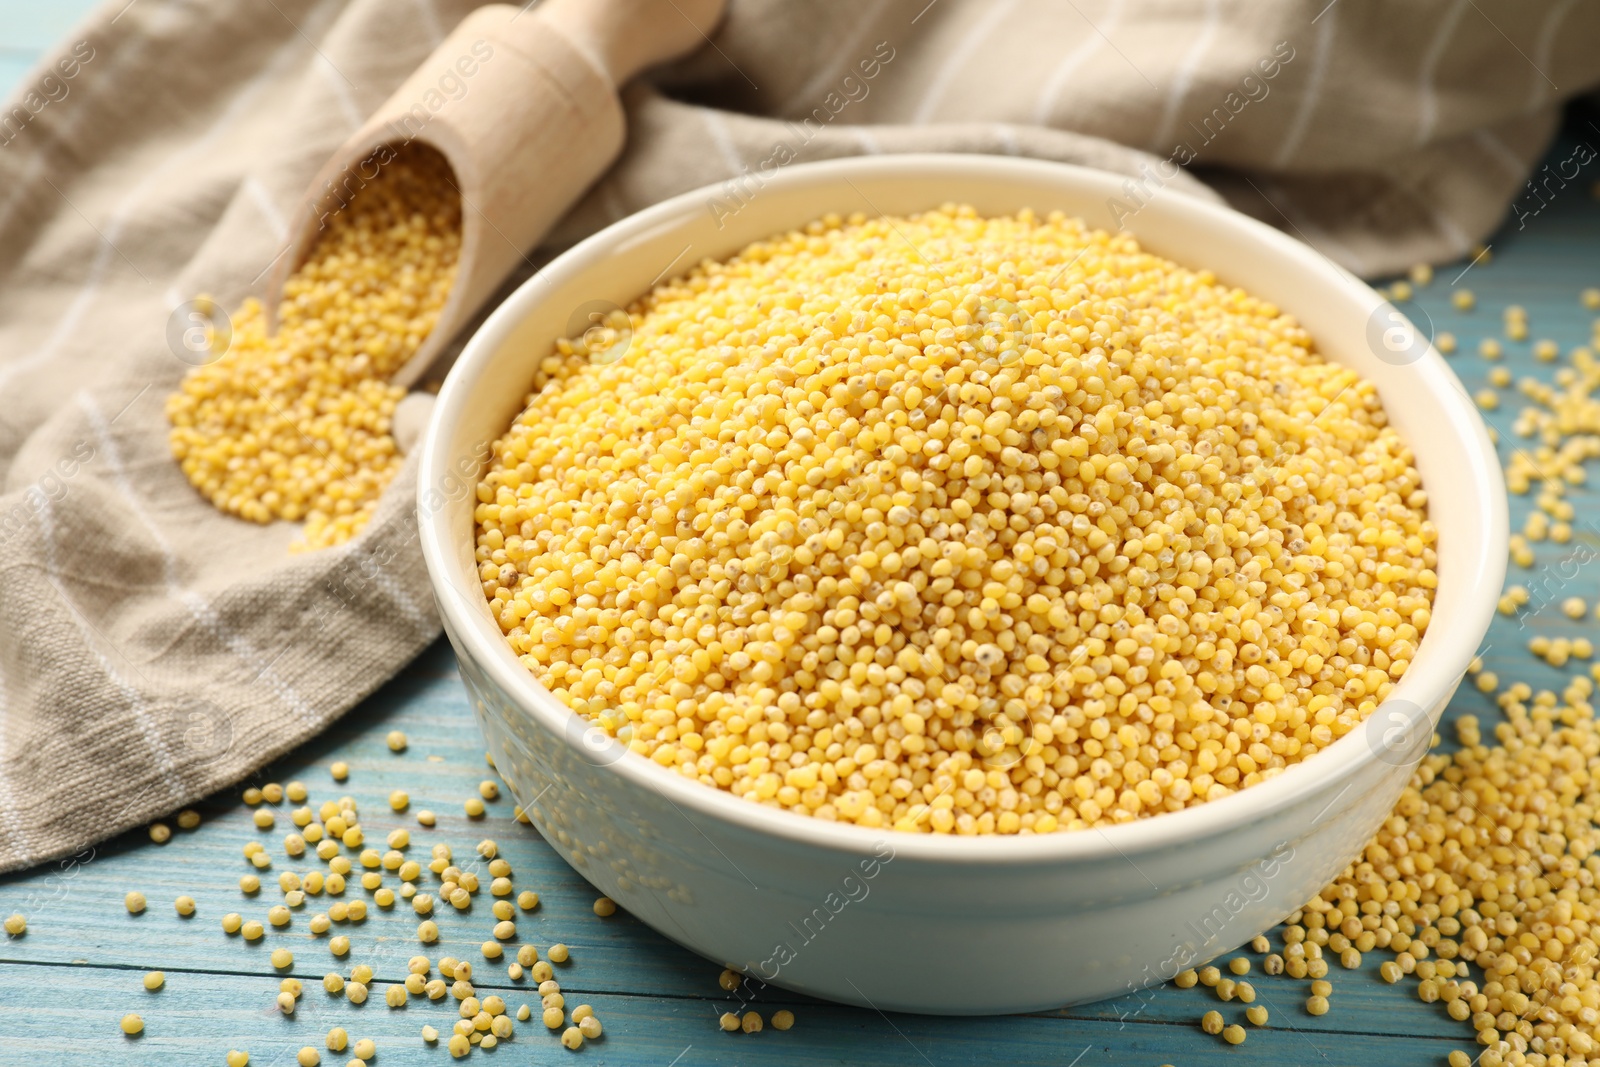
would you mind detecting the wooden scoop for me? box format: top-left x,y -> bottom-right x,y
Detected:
266,0 -> 727,388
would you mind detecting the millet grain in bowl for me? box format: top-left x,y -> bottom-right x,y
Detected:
474,206 -> 1435,835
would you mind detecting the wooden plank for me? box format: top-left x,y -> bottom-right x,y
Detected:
0,0 -> 97,54
0,961 -> 1477,1067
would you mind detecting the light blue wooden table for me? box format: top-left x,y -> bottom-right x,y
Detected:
5,7 -> 1600,1064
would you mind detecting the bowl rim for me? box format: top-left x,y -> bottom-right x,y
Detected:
418,152 -> 1507,866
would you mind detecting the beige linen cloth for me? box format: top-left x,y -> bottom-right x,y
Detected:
1,0 -> 1596,872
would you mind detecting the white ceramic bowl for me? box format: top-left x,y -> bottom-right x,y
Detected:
418,154 -> 1506,1014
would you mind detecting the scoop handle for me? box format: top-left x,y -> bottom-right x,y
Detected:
267,0 -> 726,388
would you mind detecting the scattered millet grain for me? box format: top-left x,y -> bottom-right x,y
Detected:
3,913 -> 25,936
149,822 -> 171,844
296,1049 -> 319,1067
124,891 -> 146,914
242,921 -> 265,941
166,145 -> 460,550
387,730 -> 408,752
1452,289 -> 1475,311
518,891 -> 539,911
331,762 -> 349,782
272,948 -> 294,969
594,897 -> 616,917
352,1037 -> 375,1061
1245,1005 -> 1268,1026
227,1052 -> 249,1067
548,944 -> 570,964
120,1013 -> 143,1035
1309,673 -> 1600,1061
1306,994 -> 1329,1016
1200,1010 -> 1223,1035
741,1012 -> 763,1034
771,1009 -> 795,1031
143,971 -> 164,991
477,206 -> 1434,834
